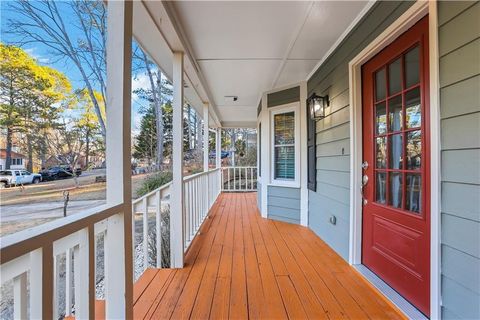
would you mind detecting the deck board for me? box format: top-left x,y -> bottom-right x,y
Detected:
131,192 -> 406,320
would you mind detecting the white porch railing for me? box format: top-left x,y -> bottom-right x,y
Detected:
221,166 -> 257,192
183,168 -> 221,249
0,169 -> 221,319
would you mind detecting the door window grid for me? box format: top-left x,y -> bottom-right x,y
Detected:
373,45 -> 423,214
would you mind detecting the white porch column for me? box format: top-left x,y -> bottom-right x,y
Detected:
171,51 -> 185,268
260,93 -> 269,218
216,128 -> 221,169
299,81 -> 309,226
105,1 -> 133,318
203,103 -> 209,172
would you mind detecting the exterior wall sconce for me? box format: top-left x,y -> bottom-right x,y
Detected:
307,93 -> 329,121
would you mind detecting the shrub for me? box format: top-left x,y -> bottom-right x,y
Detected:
136,171 -> 173,197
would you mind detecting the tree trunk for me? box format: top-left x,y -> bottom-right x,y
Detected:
26,134 -> 34,172
5,127 -> 12,170
85,131 -> 90,170
142,51 -> 164,170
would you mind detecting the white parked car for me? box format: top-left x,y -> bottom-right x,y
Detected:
0,170 -> 42,188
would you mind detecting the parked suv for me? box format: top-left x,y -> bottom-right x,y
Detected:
0,170 -> 42,188
40,165 -> 82,181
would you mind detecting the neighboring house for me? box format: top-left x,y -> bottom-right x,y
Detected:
0,149 -> 26,170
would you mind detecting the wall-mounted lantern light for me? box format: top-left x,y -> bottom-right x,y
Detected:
307,93 -> 329,121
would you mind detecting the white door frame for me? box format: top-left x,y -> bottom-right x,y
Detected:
347,1 -> 441,318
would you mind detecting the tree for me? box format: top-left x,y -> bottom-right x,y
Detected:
0,44 -> 71,170
133,105 -> 157,165
6,0 -> 107,138
46,118 -> 84,187
133,48 -> 165,169
73,89 -> 104,169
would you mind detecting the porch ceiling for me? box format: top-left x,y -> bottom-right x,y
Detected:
135,1 -> 370,128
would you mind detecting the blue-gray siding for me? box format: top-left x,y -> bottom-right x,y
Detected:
267,86 -> 300,108
307,1 -> 414,261
267,186 -> 300,224
438,2 -> 480,319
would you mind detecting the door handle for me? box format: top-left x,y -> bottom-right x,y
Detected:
361,160 -> 369,205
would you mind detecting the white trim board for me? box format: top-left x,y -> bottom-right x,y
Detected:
347,1 -> 441,319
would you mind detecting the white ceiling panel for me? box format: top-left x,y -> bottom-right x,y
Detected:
289,1 -> 368,60
275,59 -> 319,88
173,1 -> 312,60
198,59 -> 281,107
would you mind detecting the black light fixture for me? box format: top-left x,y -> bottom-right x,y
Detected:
307,93 -> 329,121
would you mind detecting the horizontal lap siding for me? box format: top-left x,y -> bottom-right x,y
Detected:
306,1 -> 414,261
267,86 -> 300,108
267,186 -> 300,224
438,2 -> 480,319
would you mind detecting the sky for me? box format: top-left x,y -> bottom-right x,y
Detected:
0,0 -> 151,134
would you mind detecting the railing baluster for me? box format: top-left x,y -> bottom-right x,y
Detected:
53,254 -> 58,320
29,249 -> 42,319
184,182 -> 189,246
65,247 -> 72,316
13,273 -> 27,320
156,191 -> 162,268
142,198 -> 148,269
75,229 -> 89,319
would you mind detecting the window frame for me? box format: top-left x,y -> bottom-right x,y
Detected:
269,102 -> 300,188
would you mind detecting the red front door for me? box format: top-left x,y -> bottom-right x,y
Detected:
361,16 -> 430,316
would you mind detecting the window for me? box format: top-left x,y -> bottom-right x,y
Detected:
12,158 -> 23,165
271,104 -> 299,186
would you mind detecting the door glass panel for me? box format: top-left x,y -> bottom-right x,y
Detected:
375,102 -> 387,134
389,134 -> 403,169
407,130 -> 421,170
376,172 -> 386,204
405,46 -> 420,87
389,172 -> 403,208
388,95 -> 402,132
375,68 -> 386,101
388,58 -> 402,95
406,174 -> 421,213
376,137 -> 386,169
405,88 -> 421,128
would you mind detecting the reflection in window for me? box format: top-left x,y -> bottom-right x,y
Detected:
406,88 -> 421,128
389,134 -> 403,169
376,137 -> 386,169
376,172 -> 386,204
406,174 -> 421,213
273,112 -> 295,180
376,102 -> 386,135
407,130 -> 421,170
389,173 -> 403,208
388,58 -> 402,95
405,46 -> 420,87
388,95 -> 402,132
375,68 -> 386,101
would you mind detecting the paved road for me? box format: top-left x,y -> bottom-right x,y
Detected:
1,200 -> 106,223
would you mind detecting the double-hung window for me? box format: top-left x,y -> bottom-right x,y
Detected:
271,104 -> 299,186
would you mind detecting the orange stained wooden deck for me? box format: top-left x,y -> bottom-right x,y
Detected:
126,192 -> 406,319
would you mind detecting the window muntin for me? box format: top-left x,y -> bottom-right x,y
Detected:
373,44 -> 423,214
273,111 -> 295,180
